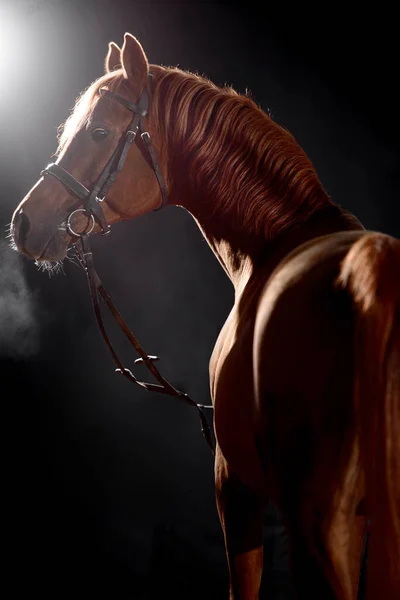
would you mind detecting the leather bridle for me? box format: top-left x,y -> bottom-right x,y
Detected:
41,74 -> 168,236
40,75 -> 215,455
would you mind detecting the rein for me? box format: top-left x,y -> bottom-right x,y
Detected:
41,74 -> 215,455
75,232 -> 215,455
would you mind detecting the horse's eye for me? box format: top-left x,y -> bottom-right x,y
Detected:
91,127 -> 109,142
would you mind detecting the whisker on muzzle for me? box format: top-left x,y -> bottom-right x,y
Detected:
34,258 -> 65,277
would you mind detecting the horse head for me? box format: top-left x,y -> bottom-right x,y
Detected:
11,33 -> 166,262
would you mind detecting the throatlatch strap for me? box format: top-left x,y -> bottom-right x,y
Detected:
140,132 -> 168,209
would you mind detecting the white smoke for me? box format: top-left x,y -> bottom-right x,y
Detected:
0,240 -> 40,358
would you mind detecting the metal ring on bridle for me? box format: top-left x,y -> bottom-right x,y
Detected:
67,209 -> 96,237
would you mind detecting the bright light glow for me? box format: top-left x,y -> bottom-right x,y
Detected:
0,3 -> 32,96
0,1 -> 62,172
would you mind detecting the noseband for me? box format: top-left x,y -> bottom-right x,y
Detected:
41,74 -> 168,236
39,75 -> 215,455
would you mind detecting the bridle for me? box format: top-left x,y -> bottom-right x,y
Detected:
40,74 -> 215,455
41,74 -> 168,236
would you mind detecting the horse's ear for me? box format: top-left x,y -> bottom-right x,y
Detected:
120,33 -> 149,87
105,42 -> 121,73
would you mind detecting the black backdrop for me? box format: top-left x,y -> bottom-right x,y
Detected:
0,1 -> 398,598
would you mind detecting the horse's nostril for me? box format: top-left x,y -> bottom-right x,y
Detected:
14,209 -> 31,246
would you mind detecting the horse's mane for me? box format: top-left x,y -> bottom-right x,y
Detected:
58,65 -> 335,239
150,65 -> 333,238
56,71 -> 124,155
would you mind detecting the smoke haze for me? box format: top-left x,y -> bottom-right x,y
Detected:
0,241 -> 40,358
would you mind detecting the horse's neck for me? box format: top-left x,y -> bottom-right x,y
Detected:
190,203 -> 364,296
189,212 -> 265,296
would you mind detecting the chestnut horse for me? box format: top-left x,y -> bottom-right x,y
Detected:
11,34 -> 399,599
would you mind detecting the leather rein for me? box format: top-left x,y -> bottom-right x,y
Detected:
40,75 -> 215,455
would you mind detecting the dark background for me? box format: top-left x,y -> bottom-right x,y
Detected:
0,1 -> 398,598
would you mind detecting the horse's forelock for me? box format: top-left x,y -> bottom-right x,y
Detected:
56,70 -> 125,156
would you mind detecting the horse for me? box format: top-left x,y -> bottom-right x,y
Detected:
10,33 -> 400,599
